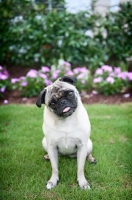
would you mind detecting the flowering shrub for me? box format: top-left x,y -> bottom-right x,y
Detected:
50,59 -> 92,91
0,61 -> 131,99
1,1 -> 132,70
10,59 -> 92,97
11,67 -> 51,97
93,65 -> 132,95
0,66 -> 10,97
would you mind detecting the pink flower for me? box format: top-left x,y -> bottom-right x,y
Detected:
22,97 -> 27,102
110,72 -> 115,77
95,68 -> 103,75
64,61 -> 71,68
11,78 -> 19,84
21,81 -> 27,87
0,68 -> 9,80
0,86 -> 6,93
117,72 -> 128,80
114,67 -> 121,74
0,73 -> 8,80
101,65 -> 112,72
106,77 -> 114,84
52,70 -> 60,79
3,100 -> 8,104
89,93 -> 94,97
81,80 -> 86,84
79,67 -> 88,74
128,72 -> 132,81
93,77 -> 102,83
39,73 -> 47,79
77,73 -> 85,79
20,76 -> 26,80
41,66 -> 50,73
45,79 -> 52,86
2,68 -> 9,77
74,67 -> 88,74
73,68 -> 81,74
66,70 -> 74,76
27,69 -> 37,78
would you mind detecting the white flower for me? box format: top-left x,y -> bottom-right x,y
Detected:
85,30 -> 93,38
34,57 -> 39,62
83,42 -> 87,46
12,16 -> 23,23
9,45 -> 15,50
102,29 -> 107,38
58,59 -> 65,67
58,40 -> 63,47
84,56 -> 89,61
19,47 -> 26,54
35,15 -> 42,20
51,65 -> 56,72
65,32 -> 69,37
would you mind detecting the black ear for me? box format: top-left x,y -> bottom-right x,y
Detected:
59,76 -> 77,85
36,89 -> 46,108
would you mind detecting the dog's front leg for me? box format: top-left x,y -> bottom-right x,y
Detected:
46,145 -> 59,190
77,144 -> 91,190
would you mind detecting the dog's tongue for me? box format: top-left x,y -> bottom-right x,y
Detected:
63,107 -> 70,113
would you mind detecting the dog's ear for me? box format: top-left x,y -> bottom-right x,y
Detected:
36,89 -> 46,108
59,76 -> 77,85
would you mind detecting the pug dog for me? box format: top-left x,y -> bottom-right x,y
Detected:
36,76 -> 96,190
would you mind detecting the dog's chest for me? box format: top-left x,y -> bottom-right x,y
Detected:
56,135 -> 82,155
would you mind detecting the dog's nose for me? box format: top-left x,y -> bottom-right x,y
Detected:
60,99 -> 66,105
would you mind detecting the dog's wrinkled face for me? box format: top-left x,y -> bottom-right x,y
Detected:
48,87 -> 77,117
36,76 -> 78,117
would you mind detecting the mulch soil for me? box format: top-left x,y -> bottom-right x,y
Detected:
0,66 -> 132,105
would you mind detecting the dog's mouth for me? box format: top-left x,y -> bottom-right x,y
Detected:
56,106 -> 77,117
63,107 -> 70,113
62,106 -> 75,117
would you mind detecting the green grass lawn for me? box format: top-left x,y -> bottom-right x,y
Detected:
0,104 -> 132,200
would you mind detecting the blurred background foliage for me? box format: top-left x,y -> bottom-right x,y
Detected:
0,0 -> 132,71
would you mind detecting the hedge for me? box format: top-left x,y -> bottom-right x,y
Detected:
0,0 -> 132,70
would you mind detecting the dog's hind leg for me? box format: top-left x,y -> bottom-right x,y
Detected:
86,139 -> 97,164
42,137 -> 47,150
42,137 -> 50,161
87,154 -> 97,164
44,154 -> 50,160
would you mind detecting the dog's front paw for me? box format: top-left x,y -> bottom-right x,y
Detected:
46,178 -> 59,190
46,182 -> 56,190
78,179 -> 91,190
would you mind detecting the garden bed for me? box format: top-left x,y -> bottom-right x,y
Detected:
0,89 -> 132,105
0,65 -> 132,105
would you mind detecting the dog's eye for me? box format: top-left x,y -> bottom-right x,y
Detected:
50,101 -> 56,108
68,91 -> 73,97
